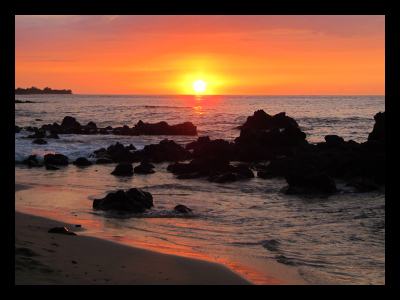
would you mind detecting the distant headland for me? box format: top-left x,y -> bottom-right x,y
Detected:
15,87 -> 72,95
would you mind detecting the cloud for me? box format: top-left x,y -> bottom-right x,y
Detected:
15,15 -> 385,43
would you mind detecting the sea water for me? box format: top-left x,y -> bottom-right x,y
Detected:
14,94 -> 385,284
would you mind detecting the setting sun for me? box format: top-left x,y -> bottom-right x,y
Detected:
193,80 -> 207,94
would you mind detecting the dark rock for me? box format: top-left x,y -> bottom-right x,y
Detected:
133,120 -> 197,135
239,110 -> 298,130
284,165 -> 336,194
346,177 -> 380,192
168,121 -> 197,135
192,139 -> 230,158
173,204 -> 192,214
185,136 -> 211,150
126,188 -> 154,209
185,141 -> 197,150
23,116 -> 197,137
134,160 -> 156,174
233,164 -> 254,178
236,142 -> 273,162
262,239 -> 281,252
32,138 -> 47,145
48,227 -> 77,235
113,125 -> 135,136
257,170 -> 276,179
47,133 -> 60,139
207,172 -> 245,183
357,153 -> 385,185
98,128 -> 110,134
368,111 -> 385,144
96,158 -> 114,164
324,135 -> 345,147
176,172 -> 206,179
168,161 -> 205,174
93,148 -> 106,155
285,164 -> 319,187
45,164 -> 60,170
92,142 -> 141,163
15,99 -> 35,103
142,139 -> 192,163
73,157 -> 93,166
44,153 -> 69,166
22,155 -> 43,167
61,116 -> 81,128
27,130 -> 46,139
86,121 -> 97,128
64,127 -> 83,134
25,126 -> 38,132
280,126 -> 308,147
111,162 -> 133,176
93,188 -> 153,213
265,135 -> 385,190
101,142 -> 139,163
235,126 -> 307,151
15,125 -> 21,133
168,156 -> 247,182
169,156 -> 231,175
227,109 -> 309,162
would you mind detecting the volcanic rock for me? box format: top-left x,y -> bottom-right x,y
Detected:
368,111 -> 385,145
173,204 -> 192,214
133,120 -> 197,135
73,157 -> 93,166
238,110 -> 298,130
22,155 -> 43,168
111,162 -> 133,176
32,138 -> 47,145
48,227 -> 77,235
134,159 -> 156,174
142,139 -> 192,162
61,116 -> 81,128
44,153 -> 69,166
93,188 -> 153,213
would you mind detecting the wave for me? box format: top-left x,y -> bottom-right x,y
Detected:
89,208 -> 199,220
298,116 -> 371,125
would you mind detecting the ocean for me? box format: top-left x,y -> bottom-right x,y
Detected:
15,94 -> 385,285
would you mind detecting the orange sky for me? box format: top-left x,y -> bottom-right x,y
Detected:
15,15 -> 385,95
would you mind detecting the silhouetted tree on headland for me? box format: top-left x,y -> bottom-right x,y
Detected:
15,86 -> 72,94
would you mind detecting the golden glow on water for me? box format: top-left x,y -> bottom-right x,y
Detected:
14,182 -> 292,285
193,106 -> 204,115
106,230 -> 286,285
15,184 -> 103,231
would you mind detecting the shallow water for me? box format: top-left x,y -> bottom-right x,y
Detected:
15,94 -> 385,284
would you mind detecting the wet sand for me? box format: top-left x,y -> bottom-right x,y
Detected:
15,209 -> 255,285
15,183 -> 312,285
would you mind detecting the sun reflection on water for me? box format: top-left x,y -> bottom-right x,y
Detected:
193,105 -> 204,115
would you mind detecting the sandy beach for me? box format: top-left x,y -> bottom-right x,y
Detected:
15,210 -> 256,285
15,184 -> 256,285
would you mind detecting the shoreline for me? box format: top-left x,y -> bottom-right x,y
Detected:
15,210 -> 252,285
15,183 -> 308,285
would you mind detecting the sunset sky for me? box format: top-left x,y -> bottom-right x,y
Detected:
15,15 -> 385,95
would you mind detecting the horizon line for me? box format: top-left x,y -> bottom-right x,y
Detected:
16,93 -> 385,96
